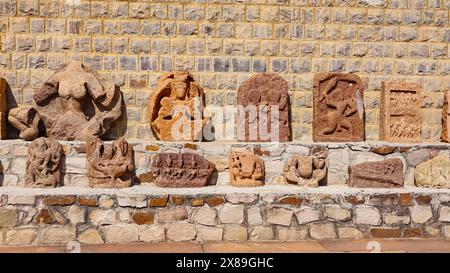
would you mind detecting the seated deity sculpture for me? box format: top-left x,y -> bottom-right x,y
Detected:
283,155 -> 326,187
229,150 -> 265,187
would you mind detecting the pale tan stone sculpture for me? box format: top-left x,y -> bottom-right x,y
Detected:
415,154 -> 450,188
283,155 -> 326,187
0,78 -> 7,139
229,150 -> 264,187
147,71 -> 210,141
441,91 -> 450,142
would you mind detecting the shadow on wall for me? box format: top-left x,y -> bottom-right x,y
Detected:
103,85 -> 128,140
5,80 -> 19,139
0,160 -> 3,186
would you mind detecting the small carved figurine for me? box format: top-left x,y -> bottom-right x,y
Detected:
26,137 -> 63,187
283,155 -> 326,187
229,150 -> 265,187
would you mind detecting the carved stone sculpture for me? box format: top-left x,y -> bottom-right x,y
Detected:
229,150 -> 265,187
8,61 -> 124,141
237,73 -> 290,142
151,153 -> 215,187
415,154 -> 450,188
313,73 -> 364,142
0,78 -> 7,139
380,81 -> 421,143
348,158 -> 404,188
26,137 -> 63,188
283,155 -> 326,187
147,71 -> 210,141
86,138 -> 134,188
441,91 -> 450,142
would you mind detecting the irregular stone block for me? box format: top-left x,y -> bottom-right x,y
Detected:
0,208 -> 16,227
78,228 -> 104,244
380,81 -> 421,143
166,223 -> 196,241
236,73 -> 290,142
86,138 -> 134,188
348,158 -> 404,188
409,205 -> 433,224
102,225 -> 139,243
229,150 -> 264,187
26,137 -> 63,188
442,91 -> 450,142
415,154 -> 450,188
283,155 -> 326,187
5,229 -> 38,246
309,223 -> 336,239
151,153 -> 215,187
313,73 -> 364,142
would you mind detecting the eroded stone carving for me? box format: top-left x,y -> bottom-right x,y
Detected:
147,71 -> 210,141
237,73 -> 290,142
441,91 -> 450,142
415,154 -> 450,188
380,81 -> 421,143
86,138 -> 134,188
348,158 -> 404,188
8,61 -> 124,141
151,153 -> 215,187
229,150 -> 265,187
0,78 -> 7,139
283,155 -> 326,187
313,73 -> 364,142
26,137 -> 63,188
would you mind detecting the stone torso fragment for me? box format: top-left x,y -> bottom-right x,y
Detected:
380,82 -> 421,143
147,72 -> 210,141
86,138 -> 134,188
441,91 -> 450,142
283,155 -> 326,187
151,153 -> 215,187
348,158 -> 404,188
313,73 -> 365,142
415,154 -> 450,189
26,137 -> 63,188
237,73 -> 290,142
8,62 -> 124,141
229,150 -> 265,187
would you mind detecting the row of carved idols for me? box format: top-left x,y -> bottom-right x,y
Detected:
1,61 -> 447,143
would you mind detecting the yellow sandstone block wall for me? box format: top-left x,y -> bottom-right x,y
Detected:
0,0 -> 449,141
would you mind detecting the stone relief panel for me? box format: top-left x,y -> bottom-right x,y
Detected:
313,73 -> 365,142
237,73 -> 290,142
86,138 -> 134,188
348,158 -> 404,188
380,81 -> 421,143
229,150 -> 265,187
151,153 -> 215,187
441,91 -> 450,142
0,78 -> 7,139
283,155 -> 326,187
8,62 -> 124,141
147,71 -> 210,141
415,154 -> 450,189
26,137 -> 63,188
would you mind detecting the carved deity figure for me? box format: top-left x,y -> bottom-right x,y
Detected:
283,155 -> 326,187
229,150 -> 265,187
86,138 -> 134,188
8,62 -> 124,141
147,71 -> 210,141
26,137 -> 63,187
237,73 -> 290,142
151,153 -> 215,187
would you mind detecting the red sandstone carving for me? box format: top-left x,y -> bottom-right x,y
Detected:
151,153 -> 215,187
229,150 -> 265,187
348,158 -> 404,188
442,91 -> 450,142
313,73 -> 364,142
283,155 -> 326,187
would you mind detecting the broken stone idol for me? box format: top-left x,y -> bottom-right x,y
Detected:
229,150 -> 265,187
151,153 -> 215,187
86,138 -> 134,188
283,155 -> 326,187
415,154 -> 450,189
8,61 -> 124,141
26,137 -> 63,188
147,71 -> 210,141
348,158 -> 404,188
313,73 -> 365,142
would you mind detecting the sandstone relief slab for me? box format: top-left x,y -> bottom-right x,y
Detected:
26,137 -> 63,188
313,73 -> 364,142
380,81 -> 421,143
151,153 -> 215,187
147,71 -> 210,141
348,158 -> 404,188
442,91 -> 450,142
283,155 -> 326,187
415,154 -> 450,189
0,78 -> 7,139
8,62 -> 124,141
229,150 -> 265,187
237,73 -> 290,142
86,138 -> 134,188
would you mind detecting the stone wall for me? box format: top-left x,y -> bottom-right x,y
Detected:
1,0 -> 449,141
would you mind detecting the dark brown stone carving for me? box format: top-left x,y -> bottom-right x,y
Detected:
26,137 -> 63,188
283,155 -> 326,187
348,158 -> 404,188
8,61 -> 124,141
151,153 -> 215,187
147,71 -> 210,141
380,81 -> 421,143
229,150 -> 265,187
0,78 -> 7,139
237,73 -> 290,142
86,138 -> 134,188
313,73 -> 365,142
442,91 -> 450,142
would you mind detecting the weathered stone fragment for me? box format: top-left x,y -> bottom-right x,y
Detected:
229,150 -> 264,187
415,154 -> 450,188
283,155 -> 326,187
348,158 -> 404,188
